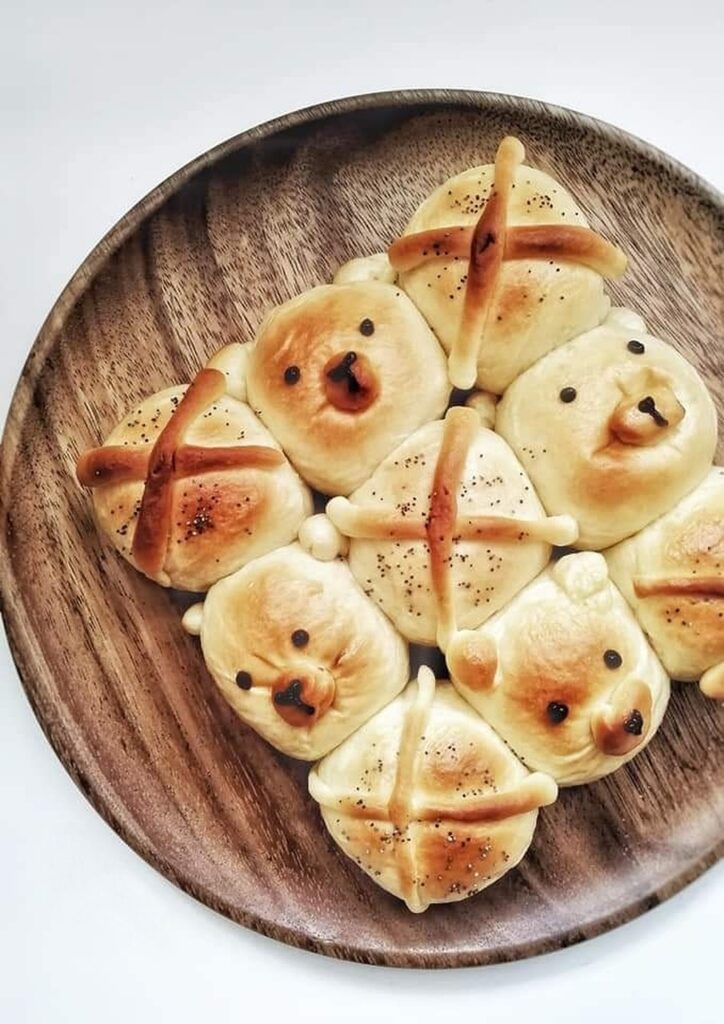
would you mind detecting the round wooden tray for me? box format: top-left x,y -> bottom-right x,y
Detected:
1,91 -> 722,968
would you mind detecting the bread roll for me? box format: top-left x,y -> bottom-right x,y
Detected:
76,367 -> 312,591
496,309 -> 718,549
243,280 -> 451,494
447,553 -> 671,785
327,405 -> 577,648
390,136 -> 626,393
308,666 -> 557,911
606,468 -> 724,698
182,543 -> 409,759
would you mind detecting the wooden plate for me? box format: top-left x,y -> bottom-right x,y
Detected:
1,90 -> 722,968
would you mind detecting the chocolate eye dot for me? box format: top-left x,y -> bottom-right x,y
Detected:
547,701 -> 569,724
291,628 -> 309,648
284,365 -> 301,385
624,709 -> 644,735
359,318 -> 375,336
235,670 -> 253,690
627,340 -> 645,354
604,649 -> 623,669
559,386 -> 577,403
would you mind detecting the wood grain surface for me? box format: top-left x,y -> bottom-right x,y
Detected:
1,90 -> 722,968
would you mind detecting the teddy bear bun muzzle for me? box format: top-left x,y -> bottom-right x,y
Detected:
590,677 -> 653,756
271,667 -> 336,727
609,379 -> 685,447
322,350 -> 379,412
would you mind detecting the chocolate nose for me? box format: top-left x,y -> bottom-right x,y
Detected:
272,668 -> 335,727
323,350 -> 379,412
610,372 -> 684,446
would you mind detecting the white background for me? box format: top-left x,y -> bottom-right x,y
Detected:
1,2 -> 722,1021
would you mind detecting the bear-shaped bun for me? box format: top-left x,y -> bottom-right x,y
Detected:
181,542 -> 409,759
495,308 -> 718,549
326,405 -> 577,649
228,279 -> 450,495
308,666 -> 558,912
76,367 -> 312,591
447,553 -> 670,785
389,136 -> 627,393
606,468 -> 724,699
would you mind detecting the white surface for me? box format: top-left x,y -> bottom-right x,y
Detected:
1,1 -> 722,1021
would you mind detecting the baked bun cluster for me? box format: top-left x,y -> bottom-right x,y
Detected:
77,135 -> 721,912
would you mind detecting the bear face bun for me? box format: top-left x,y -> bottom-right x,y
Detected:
389,136 -> 627,393
326,405 -> 577,649
238,279 -> 450,495
76,367 -> 312,591
182,543 -> 409,759
606,468 -> 724,699
447,553 -> 671,785
308,667 -> 558,912
495,309 -> 718,549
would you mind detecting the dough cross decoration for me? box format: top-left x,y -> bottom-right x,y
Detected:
633,576 -> 724,598
76,367 -> 284,575
388,137 -> 627,389
309,666 -> 555,910
327,406 -> 575,649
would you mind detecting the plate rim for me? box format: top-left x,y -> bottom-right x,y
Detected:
1,88 -> 722,969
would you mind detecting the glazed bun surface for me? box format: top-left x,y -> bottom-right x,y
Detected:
496,310 -> 718,549
77,368 -> 312,591
245,281 -> 451,495
309,668 -> 557,911
447,553 -> 671,785
606,468 -> 724,698
183,543 -> 409,759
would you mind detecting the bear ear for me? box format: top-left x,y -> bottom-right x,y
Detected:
552,552 -> 610,603
181,602 -> 205,636
332,253 -> 396,285
447,630 -> 499,693
206,343 -> 249,402
605,306 -> 648,334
